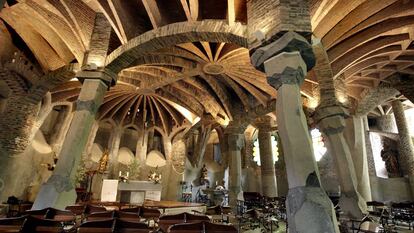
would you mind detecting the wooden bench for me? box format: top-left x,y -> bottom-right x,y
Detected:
0,216 -> 26,232
115,219 -> 149,233
159,213 -> 210,232
86,211 -> 115,222
168,221 -> 237,233
77,219 -> 115,233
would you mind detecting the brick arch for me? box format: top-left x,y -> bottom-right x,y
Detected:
105,20 -> 248,74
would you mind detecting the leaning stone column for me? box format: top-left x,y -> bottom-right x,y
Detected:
391,100 -> 414,196
256,116 -> 278,197
32,73 -> 113,209
108,126 -> 122,178
315,105 -> 367,218
345,116 -> 372,202
226,132 -> 244,208
251,33 -> 339,233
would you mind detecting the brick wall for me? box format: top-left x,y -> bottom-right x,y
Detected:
247,0 -> 312,50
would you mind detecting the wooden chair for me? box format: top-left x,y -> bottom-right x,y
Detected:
21,216 -> 64,233
168,221 -> 237,233
185,213 -> 210,224
120,207 -> 140,214
0,216 -> 26,232
115,219 -> 149,233
204,221 -> 237,233
24,208 -> 49,219
159,213 -> 186,232
84,205 -> 107,215
65,205 -> 85,216
117,211 -> 142,223
139,207 -> 160,220
45,208 -> 76,222
86,211 -> 115,222
77,219 -> 115,233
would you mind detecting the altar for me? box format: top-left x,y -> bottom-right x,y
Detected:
101,180 -> 162,204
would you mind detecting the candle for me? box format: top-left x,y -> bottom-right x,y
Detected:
119,171 -> 122,176
126,172 -> 129,177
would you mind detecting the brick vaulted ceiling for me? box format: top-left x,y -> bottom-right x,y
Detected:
1,0 -> 414,131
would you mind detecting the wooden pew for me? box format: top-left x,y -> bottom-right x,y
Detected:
159,213 -> 210,232
21,216 -> 64,233
117,211 -> 141,223
115,219 -> 149,233
0,216 -> 26,233
77,219 -> 115,233
86,211 -> 115,222
168,221 -> 237,233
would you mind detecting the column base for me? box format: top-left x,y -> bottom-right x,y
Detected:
338,193 -> 366,219
31,183 -> 76,210
286,186 -> 339,233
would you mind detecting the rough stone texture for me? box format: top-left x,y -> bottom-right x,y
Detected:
256,116 -> 278,197
388,74 -> 414,104
226,132 -> 244,207
286,186 -> 339,233
246,0 -> 312,50
392,100 -> 414,177
345,116 -> 372,202
84,13 -> 112,68
375,114 -> 398,134
275,133 -> 289,197
33,78 -> 108,210
356,84 -> 400,116
363,117 -> 377,177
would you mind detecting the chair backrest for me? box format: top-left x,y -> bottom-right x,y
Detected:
139,207 -> 160,219
77,219 -> 115,233
86,211 -> 115,222
45,208 -> 76,222
117,211 -> 141,222
120,207 -> 140,214
115,219 -> 149,233
185,213 -> 210,223
0,216 -> 26,232
159,213 -> 186,232
85,205 -> 107,214
65,205 -> 85,215
168,222 -> 204,233
21,216 -> 64,233
24,208 -> 49,219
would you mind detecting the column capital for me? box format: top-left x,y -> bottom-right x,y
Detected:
250,31 -> 315,72
76,67 -> 117,87
314,104 -> 349,123
255,115 -> 276,132
226,133 -> 245,151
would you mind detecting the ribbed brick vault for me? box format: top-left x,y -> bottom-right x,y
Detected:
1,0 -> 414,133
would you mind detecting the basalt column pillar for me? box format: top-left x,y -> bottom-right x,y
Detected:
33,74 -> 113,209
251,33 -> 339,233
256,116 -> 277,197
392,100 -> 414,196
315,106 -> 367,218
108,127 -> 122,178
226,132 -> 244,208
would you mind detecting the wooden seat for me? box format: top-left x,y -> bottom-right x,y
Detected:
65,205 -> 85,215
139,207 -> 160,220
117,211 -> 141,223
120,207 -> 140,214
45,208 -> 76,222
115,219 -> 149,233
77,219 -> 115,233
24,208 -> 49,219
159,213 -> 210,232
168,221 -> 237,233
0,216 -> 26,232
86,211 -> 115,222
21,216 -> 64,233
84,205 -> 107,215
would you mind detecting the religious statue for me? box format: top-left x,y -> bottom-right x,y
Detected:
97,149 -> 109,173
381,139 -> 402,178
148,166 -> 162,184
200,164 -> 209,185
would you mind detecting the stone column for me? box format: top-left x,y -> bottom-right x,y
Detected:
108,127 -> 122,178
251,32 -> 339,233
391,100 -> 414,195
226,132 -> 244,208
345,116 -> 372,202
315,105 -> 367,218
32,71 -> 114,210
363,116 -> 377,177
256,116 -> 277,197
275,133 -> 288,197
